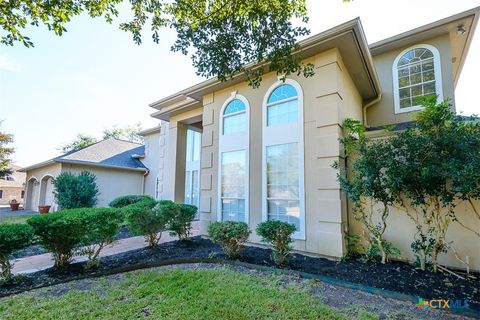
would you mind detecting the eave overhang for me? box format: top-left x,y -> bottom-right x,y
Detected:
149,18 -> 382,121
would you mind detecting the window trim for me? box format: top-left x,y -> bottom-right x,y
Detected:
392,44 -> 443,114
217,92 -> 250,223
262,79 -> 305,240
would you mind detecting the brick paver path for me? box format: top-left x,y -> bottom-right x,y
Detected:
12,221 -> 200,275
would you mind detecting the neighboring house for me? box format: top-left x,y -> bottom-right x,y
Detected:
139,8 -> 480,270
0,165 -> 26,205
19,139 -> 148,210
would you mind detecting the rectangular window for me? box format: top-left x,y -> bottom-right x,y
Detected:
267,100 -> 298,127
21,190 -> 25,199
0,190 -> 3,198
221,150 -> 246,222
223,113 -> 246,135
266,143 -> 300,229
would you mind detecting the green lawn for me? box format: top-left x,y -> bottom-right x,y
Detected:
0,268 -> 365,320
0,215 -> 34,225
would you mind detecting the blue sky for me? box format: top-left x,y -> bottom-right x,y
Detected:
1,0 -> 479,167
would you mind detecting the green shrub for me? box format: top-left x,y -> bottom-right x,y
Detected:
52,171 -> 99,209
0,224 -> 34,280
109,195 -> 154,208
256,220 -> 296,266
124,199 -> 166,247
28,211 -> 86,268
208,221 -> 250,259
79,208 -> 124,268
165,203 -> 197,241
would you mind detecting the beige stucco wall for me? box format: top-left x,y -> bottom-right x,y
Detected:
0,187 -> 23,205
142,130 -> 161,198
61,164 -> 144,207
24,163 -> 62,210
367,34 -> 455,127
198,48 -> 363,258
348,199 -> 480,271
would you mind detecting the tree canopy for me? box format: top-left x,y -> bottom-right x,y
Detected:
0,0 -> 312,86
0,122 -> 14,179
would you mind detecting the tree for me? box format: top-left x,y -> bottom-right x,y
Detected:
0,0 -> 313,87
60,134 -> 97,153
387,97 -> 480,272
0,122 -> 14,179
102,123 -> 143,143
336,119 -> 400,264
340,97 -> 480,272
52,171 -> 100,209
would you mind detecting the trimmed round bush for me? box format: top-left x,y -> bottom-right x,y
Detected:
109,195 -> 154,208
124,199 -> 166,247
256,220 -> 296,266
0,224 -> 34,280
165,203 -> 197,241
80,208 -> 124,268
208,221 -> 251,259
28,211 -> 87,269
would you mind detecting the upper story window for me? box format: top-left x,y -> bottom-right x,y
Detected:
266,84 -> 299,126
223,99 -> 246,135
393,44 -> 442,114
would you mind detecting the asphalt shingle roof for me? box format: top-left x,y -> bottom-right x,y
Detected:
54,139 -> 147,170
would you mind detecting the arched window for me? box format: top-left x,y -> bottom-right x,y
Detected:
222,99 -> 246,135
393,44 -> 442,114
262,80 -> 305,239
266,84 -> 298,126
218,93 -> 249,223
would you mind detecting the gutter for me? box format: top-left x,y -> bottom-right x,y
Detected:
362,92 -> 383,128
56,159 -> 149,172
142,169 -> 150,195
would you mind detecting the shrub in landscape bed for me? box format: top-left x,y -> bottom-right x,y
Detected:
208,221 -> 251,259
109,195 -> 154,208
27,211 -> 86,269
256,220 -> 296,266
52,171 -> 99,209
165,203 -> 197,241
79,208 -> 124,269
125,199 -> 167,247
0,224 -> 34,280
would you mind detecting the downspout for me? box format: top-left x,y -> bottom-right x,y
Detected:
362,92 -> 382,128
142,169 -> 150,195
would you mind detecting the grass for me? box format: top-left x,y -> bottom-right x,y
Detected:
0,215 -> 34,225
0,267 -> 361,320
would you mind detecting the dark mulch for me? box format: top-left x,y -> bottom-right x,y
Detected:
2,237 -> 479,314
8,225 -> 136,260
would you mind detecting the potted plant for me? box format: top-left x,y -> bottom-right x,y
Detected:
9,199 -> 20,211
38,205 -> 51,214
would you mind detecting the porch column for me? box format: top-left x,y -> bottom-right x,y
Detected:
164,121 -> 188,202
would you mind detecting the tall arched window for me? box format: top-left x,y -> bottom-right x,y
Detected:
393,44 -> 442,114
218,93 -> 249,223
263,80 -> 305,239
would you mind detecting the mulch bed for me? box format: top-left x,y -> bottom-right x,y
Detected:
2,237 -> 479,313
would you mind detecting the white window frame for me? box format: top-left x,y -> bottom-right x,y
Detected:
262,79 -> 305,240
217,92 -> 250,223
392,44 -> 443,114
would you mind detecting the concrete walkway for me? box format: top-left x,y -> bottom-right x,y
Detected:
12,222 -> 200,275
0,205 -> 38,217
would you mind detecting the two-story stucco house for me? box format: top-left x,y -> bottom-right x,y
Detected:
139,8 -> 480,271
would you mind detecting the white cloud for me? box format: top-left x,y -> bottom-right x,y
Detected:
0,54 -> 25,72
